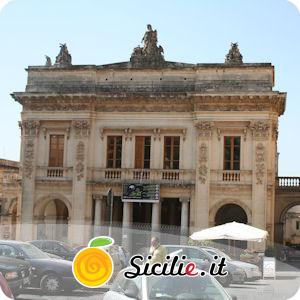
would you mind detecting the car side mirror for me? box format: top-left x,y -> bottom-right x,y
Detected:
124,283 -> 139,299
230,295 -> 237,300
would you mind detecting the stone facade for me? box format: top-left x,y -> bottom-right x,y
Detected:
0,159 -> 20,239
11,30 -> 286,248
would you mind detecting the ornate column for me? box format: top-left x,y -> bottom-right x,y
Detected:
93,194 -> 103,236
180,198 -> 189,244
249,121 -> 270,250
122,202 -> 132,252
151,202 -> 161,233
69,120 -> 90,245
194,121 -> 214,231
18,120 -> 40,241
124,128 -> 134,169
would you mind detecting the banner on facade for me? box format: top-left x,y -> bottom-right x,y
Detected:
122,183 -> 160,203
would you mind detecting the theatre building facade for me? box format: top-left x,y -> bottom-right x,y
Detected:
12,27 -> 286,248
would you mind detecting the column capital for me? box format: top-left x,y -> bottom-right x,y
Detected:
179,197 -> 190,203
92,194 -> 104,201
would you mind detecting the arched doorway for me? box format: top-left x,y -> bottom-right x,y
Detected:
37,199 -> 69,242
215,203 -> 248,249
282,205 -> 300,245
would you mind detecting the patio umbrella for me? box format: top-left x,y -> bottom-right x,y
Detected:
190,221 -> 268,242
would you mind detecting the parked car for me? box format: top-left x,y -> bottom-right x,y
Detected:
164,245 -> 245,287
0,241 -> 77,294
280,245 -> 300,261
0,273 -> 14,300
29,240 -> 76,261
104,266 -> 236,300
201,246 -> 262,281
0,256 -> 31,297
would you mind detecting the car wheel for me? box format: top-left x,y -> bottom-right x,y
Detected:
40,274 -> 62,294
217,274 -> 232,287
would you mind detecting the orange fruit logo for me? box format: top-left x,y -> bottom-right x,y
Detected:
72,236 -> 114,288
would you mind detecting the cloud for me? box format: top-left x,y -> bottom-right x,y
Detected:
288,0 -> 300,13
0,0 -> 13,13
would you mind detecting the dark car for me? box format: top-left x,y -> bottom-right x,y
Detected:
164,245 -> 245,287
0,241 -> 77,294
29,240 -> 76,261
280,244 -> 300,261
0,256 -> 31,297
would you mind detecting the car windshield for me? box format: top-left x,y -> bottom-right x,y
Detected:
19,243 -> 50,259
59,242 -> 73,252
147,274 -> 230,300
214,250 -> 232,261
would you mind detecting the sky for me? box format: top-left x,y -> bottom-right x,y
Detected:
0,0 -> 299,176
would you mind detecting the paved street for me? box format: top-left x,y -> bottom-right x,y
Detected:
16,261 -> 300,300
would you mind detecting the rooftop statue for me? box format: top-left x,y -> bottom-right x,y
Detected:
225,43 -> 243,64
55,43 -> 72,67
45,55 -> 52,67
131,24 -> 165,68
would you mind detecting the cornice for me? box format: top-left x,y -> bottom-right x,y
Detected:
12,92 -> 286,115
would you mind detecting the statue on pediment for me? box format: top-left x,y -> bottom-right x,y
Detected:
55,43 -> 72,67
225,42 -> 243,64
130,24 -> 165,68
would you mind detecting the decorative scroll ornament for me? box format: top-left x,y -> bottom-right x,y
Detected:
225,43 -> 243,64
72,120 -> 90,138
54,43 -> 72,67
19,120 -> 40,137
195,121 -> 214,138
255,143 -> 265,184
76,141 -> 85,180
130,24 -> 165,68
198,143 -> 208,184
23,139 -> 34,179
248,121 -> 270,139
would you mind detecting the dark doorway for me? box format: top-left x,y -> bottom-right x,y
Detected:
215,204 -> 248,250
132,202 -> 152,225
161,198 -> 181,226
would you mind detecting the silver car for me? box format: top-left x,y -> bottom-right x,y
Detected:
201,247 -> 262,281
104,266 -> 235,300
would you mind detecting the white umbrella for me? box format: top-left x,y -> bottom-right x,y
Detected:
190,221 -> 268,242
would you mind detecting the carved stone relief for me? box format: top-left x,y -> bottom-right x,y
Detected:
255,143 -> 265,184
76,141 -> 85,180
23,139 -> 34,179
249,121 -> 270,140
19,120 -> 40,137
72,120 -> 90,138
195,121 -> 214,138
198,143 -> 208,184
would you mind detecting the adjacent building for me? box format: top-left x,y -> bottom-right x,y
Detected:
11,26 -> 286,248
0,159 -> 20,240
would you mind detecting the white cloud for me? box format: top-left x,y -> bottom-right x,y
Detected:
288,0 -> 300,13
0,0 -> 13,13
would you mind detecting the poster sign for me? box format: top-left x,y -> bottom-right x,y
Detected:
263,257 -> 276,279
122,183 -> 160,203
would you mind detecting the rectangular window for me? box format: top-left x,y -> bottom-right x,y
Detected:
164,136 -> 180,170
107,136 -> 122,168
296,221 -> 300,230
49,135 -> 64,167
224,136 -> 241,170
135,136 -> 151,169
